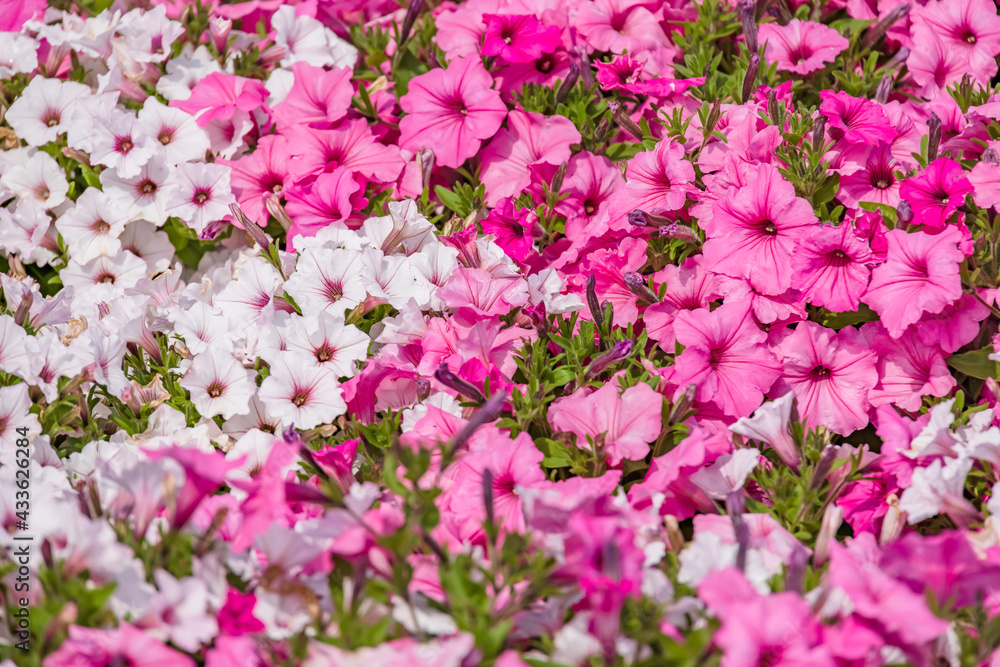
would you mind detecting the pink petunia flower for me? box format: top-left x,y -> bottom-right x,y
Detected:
221,134 -> 292,225
837,142 -> 901,209
481,14 -> 563,64
773,322 -> 878,436
702,163 -> 818,296
575,0 -> 671,54
548,375 -> 663,465
481,197 -> 536,262
910,0 -> 1000,81
791,222 -> 875,313
862,227 -> 964,338
899,158 -> 974,231
271,62 -> 353,131
671,302 -> 782,419
864,323 -> 956,411
43,623 -> 196,667
398,56 -> 508,169
170,72 -> 269,127
758,19 -> 848,74
480,109 -> 581,205
819,91 -> 896,146
285,119 -> 404,185
644,255 -> 720,349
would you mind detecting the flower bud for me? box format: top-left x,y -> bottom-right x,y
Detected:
209,17 -> 232,54
726,490 -> 749,572
786,544 -> 808,594
659,223 -> 701,245
417,147 -> 435,191
814,504 -> 842,566
586,274 -> 604,329
556,61 -> 580,104
399,0 -> 423,45
264,196 -> 292,231
896,200 -> 913,226
705,98 -> 723,137
862,3 -> 910,49
624,271 -> 660,304
199,219 -> 228,241
810,445 -> 837,491
607,100 -> 644,141
742,53 -> 759,104
879,494 -> 905,544
983,148 -> 999,164
874,76 -> 892,104
664,515 -> 685,552
414,377 -> 431,401
669,384 -> 698,423
230,203 -> 271,250
551,160 -> 568,195
482,467 -> 495,527
739,0 -> 758,53
434,363 -> 485,403
812,115 -> 826,153
449,390 -> 508,455
767,90 -> 780,126
585,339 -> 632,381
927,112 -> 942,162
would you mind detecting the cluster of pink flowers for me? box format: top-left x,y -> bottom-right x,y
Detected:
3,0 -> 1000,665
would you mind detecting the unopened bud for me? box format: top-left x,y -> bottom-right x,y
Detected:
742,53 -> 759,104
874,76 -> 892,104
810,445 -> 837,491
739,0 -> 758,53
577,46 -> 595,88
983,148 -> 999,164
434,363 -> 485,403
767,90 -> 780,126
61,146 -> 91,166
199,219 -> 227,241
863,3 -> 910,49
585,339 -> 632,381
209,17 -> 232,54
13,294 -> 30,327
658,223 -> 701,245
482,467 -> 495,527
527,302 -> 549,335
927,112 -> 942,162
623,271 -> 659,304
264,196 -> 292,231
786,545 -> 808,594
586,274 -> 604,329
896,200 -> 913,226
230,204 -> 271,250
726,490 -> 749,572
812,115 -> 826,153
607,100 -> 644,141
705,98 -> 723,137
664,515 -> 685,552
414,377 -> 431,401
669,384 -> 697,423
399,0 -> 423,45
448,390 -> 508,455
417,147 -> 434,191
594,117 -> 610,142
814,504 -> 842,566
879,494 -> 905,544
551,161 -> 568,195
883,46 -> 910,71
556,61 -> 580,104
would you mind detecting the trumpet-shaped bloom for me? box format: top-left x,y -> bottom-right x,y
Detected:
549,376 -> 663,465
791,222 -> 875,312
819,91 -> 896,146
759,19 -> 848,74
899,158 -> 974,231
671,302 -> 782,419
862,227 -> 964,338
773,322 -> 878,436
702,163 -> 818,296
481,14 -> 563,63
399,56 -> 507,169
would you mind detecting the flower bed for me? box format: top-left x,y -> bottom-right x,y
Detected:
2,0 -> 1000,665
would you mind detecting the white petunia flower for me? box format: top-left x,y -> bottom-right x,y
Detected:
180,347 -> 255,420
5,77 -> 91,147
257,351 -> 346,430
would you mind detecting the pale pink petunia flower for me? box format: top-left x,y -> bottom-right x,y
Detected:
864,322 -> 957,412
286,312 -> 370,378
548,375 -> 663,465
773,322 -> 879,436
166,162 -> 236,235
55,187 -> 130,264
100,156 -> 177,226
2,151 -> 70,210
89,111 -> 159,178
180,347 -> 255,420
575,0 -> 671,54
759,19 -> 848,74
5,77 -> 91,147
136,97 -> 212,166
862,227 -> 964,338
283,247 -> 367,317
730,393 -> 800,469
257,351 -> 347,429
399,56 -> 507,169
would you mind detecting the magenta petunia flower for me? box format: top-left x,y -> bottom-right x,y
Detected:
481,14 -> 563,63
481,196 -> 536,261
398,56 -> 508,169
773,322 -> 878,436
792,222 -> 875,313
862,227 -> 964,338
899,158 -> 973,231
220,134 -> 292,225
671,301 -> 782,419
702,163 -> 818,296
759,19 -> 848,75
44,623 -> 195,667
819,91 -> 896,146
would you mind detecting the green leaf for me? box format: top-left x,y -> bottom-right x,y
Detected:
819,304 -> 879,329
434,185 -> 468,216
948,347 -> 1000,380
